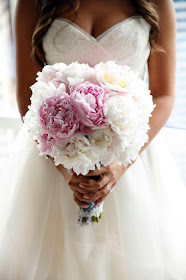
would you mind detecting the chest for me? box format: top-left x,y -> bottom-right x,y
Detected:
56,0 -> 138,39
43,15 -> 151,79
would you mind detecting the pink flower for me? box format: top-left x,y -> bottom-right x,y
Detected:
70,81 -> 108,128
50,77 -> 69,92
38,92 -> 79,140
50,78 -> 64,88
38,134 -> 55,154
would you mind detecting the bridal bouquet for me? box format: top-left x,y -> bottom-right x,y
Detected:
24,60 -> 156,226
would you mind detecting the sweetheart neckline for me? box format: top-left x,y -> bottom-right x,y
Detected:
54,15 -> 147,42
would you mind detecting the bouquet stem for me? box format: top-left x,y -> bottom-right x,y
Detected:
77,175 -> 103,226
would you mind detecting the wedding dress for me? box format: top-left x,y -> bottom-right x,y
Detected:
0,15 -> 186,280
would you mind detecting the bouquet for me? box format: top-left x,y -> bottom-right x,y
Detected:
24,60 -> 156,226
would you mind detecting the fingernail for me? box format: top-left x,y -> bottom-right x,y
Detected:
83,195 -> 90,199
79,184 -> 84,188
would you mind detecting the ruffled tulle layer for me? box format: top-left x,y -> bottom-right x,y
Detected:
0,123 -> 186,280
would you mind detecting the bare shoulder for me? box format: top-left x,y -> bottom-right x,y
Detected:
147,0 -> 177,98
151,0 -> 176,46
14,0 -> 42,118
14,0 -> 37,35
153,0 -> 176,29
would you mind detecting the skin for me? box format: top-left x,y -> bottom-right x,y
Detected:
15,0 -> 176,208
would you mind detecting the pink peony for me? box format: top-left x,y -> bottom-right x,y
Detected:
50,77 -> 69,92
38,134 -> 55,154
70,81 -> 108,128
38,92 -> 79,139
50,78 -> 64,88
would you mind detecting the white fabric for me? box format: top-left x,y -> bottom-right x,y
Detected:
43,16 -> 150,79
0,16 -> 186,279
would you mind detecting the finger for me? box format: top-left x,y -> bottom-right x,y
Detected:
95,181 -> 113,206
73,193 -> 89,208
70,183 -> 97,195
71,174 -> 96,184
74,190 -> 88,202
74,190 -> 97,203
82,183 -> 111,201
84,166 -> 107,177
95,194 -> 108,206
79,175 -> 109,191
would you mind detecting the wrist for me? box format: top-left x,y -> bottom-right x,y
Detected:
46,155 -> 67,177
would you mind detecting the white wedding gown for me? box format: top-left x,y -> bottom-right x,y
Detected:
0,15 -> 186,280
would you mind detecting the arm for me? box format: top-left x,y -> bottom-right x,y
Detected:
14,0 -> 42,121
15,0 -> 95,208
76,0 -> 177,206
142,0 -> 176,153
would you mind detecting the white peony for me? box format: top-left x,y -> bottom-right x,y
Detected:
95,60 -> 135,93
106,95 -> 138,135
52,133 -> 100,175
36,63 -> 67,83
60,61 -> 98,89
51,127 -> 113,175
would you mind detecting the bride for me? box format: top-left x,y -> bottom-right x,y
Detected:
0,0 -> 186,279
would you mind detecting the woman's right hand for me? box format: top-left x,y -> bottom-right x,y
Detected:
49,158 -> 97,208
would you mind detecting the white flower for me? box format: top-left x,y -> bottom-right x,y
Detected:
103,83 -> 155,166
61,61 -> 97,88
88,127 -> 112,155
51,127 -> 113,175
95,60 -> 135,93
36,63 -> 67,83
106,95 -> 138,135
63,61 -> 96,79
52,133 -> 99,175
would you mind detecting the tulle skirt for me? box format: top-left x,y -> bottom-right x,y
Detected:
0,122 -> 186,280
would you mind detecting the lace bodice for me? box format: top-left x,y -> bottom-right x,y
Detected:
42,15 -> 151,79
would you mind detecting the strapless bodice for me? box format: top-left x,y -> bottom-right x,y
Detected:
42,15 -> 151,79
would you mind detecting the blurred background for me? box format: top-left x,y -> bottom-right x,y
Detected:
0,0 -> 186,183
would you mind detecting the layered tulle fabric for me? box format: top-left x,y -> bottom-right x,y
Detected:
0,123 -> 186,279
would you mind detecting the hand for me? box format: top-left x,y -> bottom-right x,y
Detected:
77,161 -> 128,206
49,157 -> 99,208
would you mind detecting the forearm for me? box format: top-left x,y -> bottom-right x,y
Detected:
17,92 -> 31,122
48,155 -> 71,178
121,94 -> 175,171
138,94 -> 175,156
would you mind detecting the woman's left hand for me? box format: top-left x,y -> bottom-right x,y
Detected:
74,161 -> 129,206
